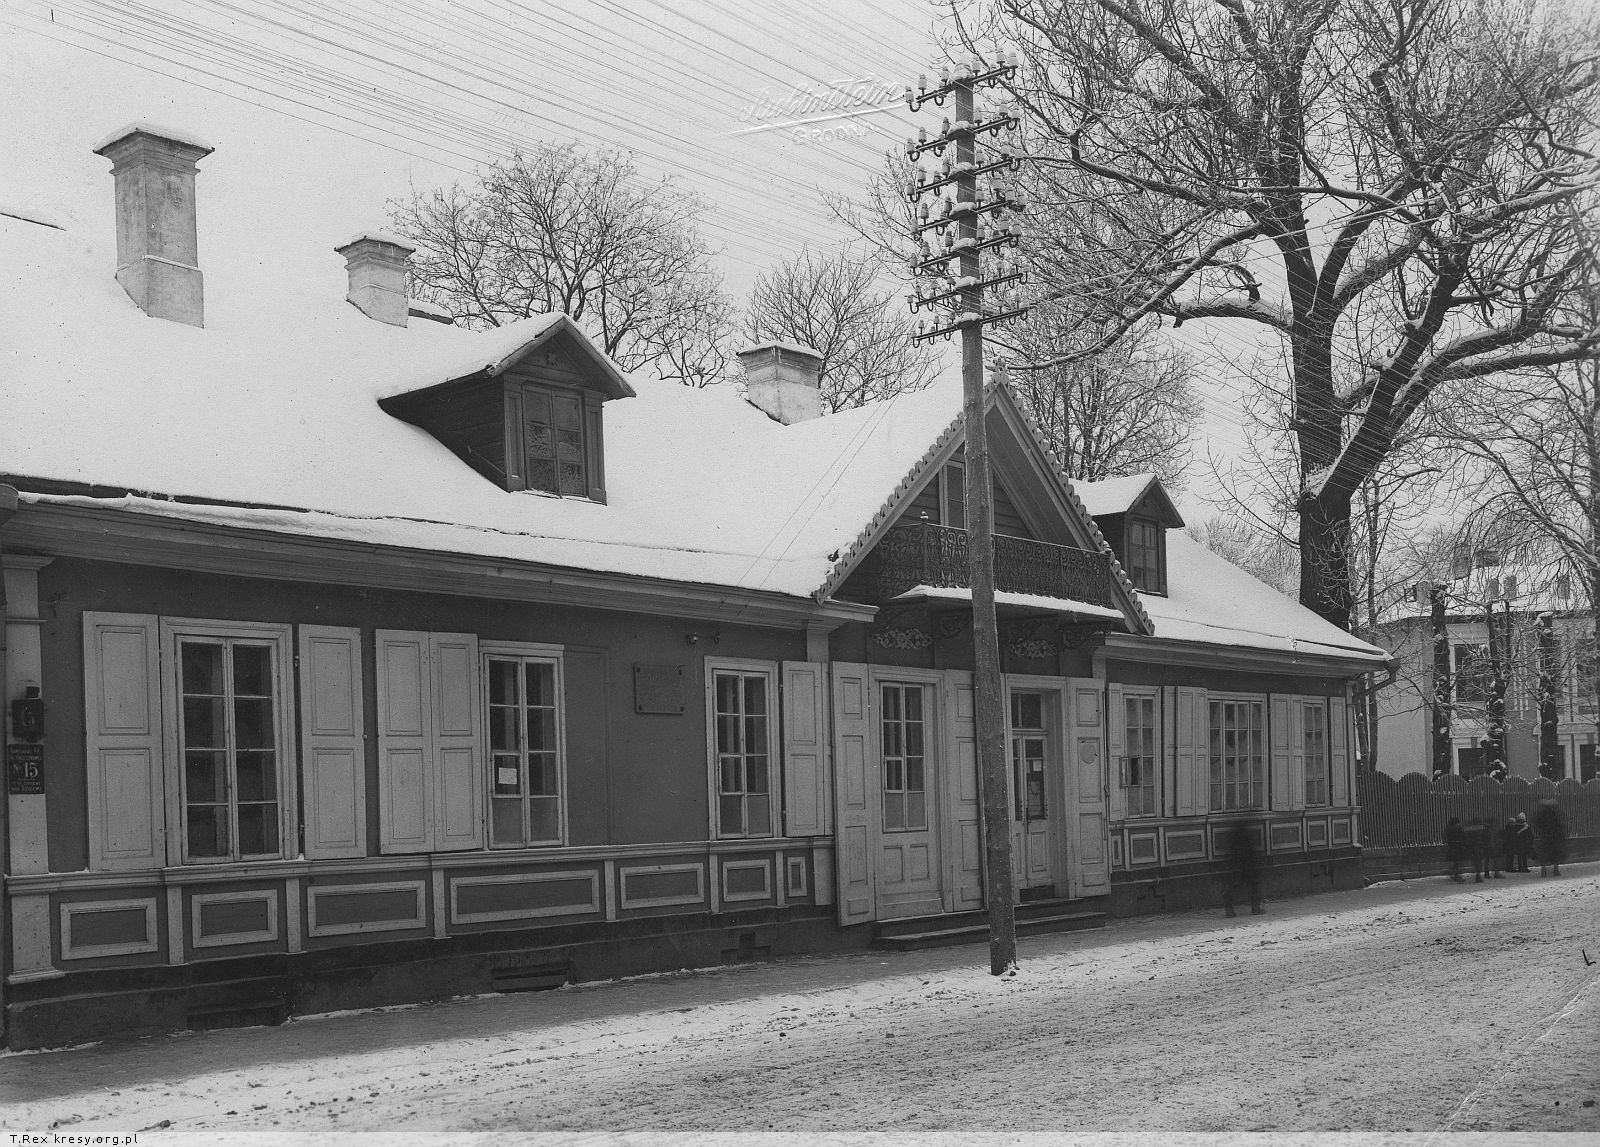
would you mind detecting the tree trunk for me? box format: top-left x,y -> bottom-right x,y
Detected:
1431,585 -> 1453,778
1298,492 -> 1354,631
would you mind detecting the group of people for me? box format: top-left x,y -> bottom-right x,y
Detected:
1444,800 -> 1568,883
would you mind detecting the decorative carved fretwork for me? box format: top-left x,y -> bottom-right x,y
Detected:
856,520 -> 1115,607
1058,621 -> 1111,650
872,627 -> 934,650
932,612 -> 972,641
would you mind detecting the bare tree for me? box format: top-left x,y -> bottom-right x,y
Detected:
959,0 -> 1600,629
742,248 -> 941,411
1005,314 -> 1199,487
1432,284 -> 1600,719
391,143 -> 734,386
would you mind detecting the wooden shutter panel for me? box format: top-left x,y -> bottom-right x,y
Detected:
1106,683 -> 1126,824
376,630 -> 432,853
781,661 -> 828,836
83,612 -> 165,871
831,663 -> 875,924
431,632 -> 483,852
1330,695 -> 1351,807
298,625 -> 367,859
1068,679 -> 1109,895
943,670 -> 983,912
1289,700 -> 1307,810
584,399 -> 607,503
1269,695 -> 1294,811
1174,687 -> 1208,817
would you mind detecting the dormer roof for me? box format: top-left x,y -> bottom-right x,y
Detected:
1074,473 -> 1185,529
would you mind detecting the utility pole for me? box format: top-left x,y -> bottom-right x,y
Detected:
905,55 -> 1027,975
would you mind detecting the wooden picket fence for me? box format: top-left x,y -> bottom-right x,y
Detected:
1358,771 -> 1600,849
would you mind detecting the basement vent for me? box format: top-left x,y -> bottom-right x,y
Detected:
491,961 -> 573,993
186,997 -> 288,1032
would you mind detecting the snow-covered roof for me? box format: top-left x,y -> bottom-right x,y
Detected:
1072,474 -> 1158,517
0,207 -> 962,600
1381,560 -> 1593,626
90,121 -> 214,154
1135,533 -> 1388,663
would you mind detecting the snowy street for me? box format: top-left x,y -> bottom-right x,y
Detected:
4,867 -> 1598,1137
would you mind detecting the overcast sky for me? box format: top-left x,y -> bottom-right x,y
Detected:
3,0 -> 1266,515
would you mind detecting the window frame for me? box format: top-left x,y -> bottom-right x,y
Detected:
504,380 -> 605,502
159,618 -> 297,866
481,640 -> 568,850
705,658 -> 781,841
1125,517 -> 1166,595
1121,687 -> 1161,817
1301,699 -> 1331,807
1208,694 -> 1267,812
940,460 -> 967,529
881,680 -> 933,832
1452,642 -> 1491,704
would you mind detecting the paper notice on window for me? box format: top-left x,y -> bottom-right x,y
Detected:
497,766 -> 519,789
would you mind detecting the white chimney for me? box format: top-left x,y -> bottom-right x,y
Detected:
737,341 -> 823,424
335,232 -> 415,327
93,123 -> 214,327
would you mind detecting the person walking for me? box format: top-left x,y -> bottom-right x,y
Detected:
1501,816 -> 1521,874
1223,820 -> 1265,916
1463,818 -> 1494,882
1511,812 -> 1534,872
1445,816 -> 1466,882
1533,800 -> 1566,877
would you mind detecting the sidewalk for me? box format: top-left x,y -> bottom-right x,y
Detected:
3,864 -> 1597,1136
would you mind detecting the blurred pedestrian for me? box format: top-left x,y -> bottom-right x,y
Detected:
1500,816 -> 1520,874
1533,800 -> 1566,877
1445,816 -> 1466,882
1223,820 -> 1265,916
1462,818 -> 1494,882
1511,812 -> 1533,872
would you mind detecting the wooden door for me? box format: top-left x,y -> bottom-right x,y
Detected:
1008,687 -> 1064,897
874,677 -> 944,919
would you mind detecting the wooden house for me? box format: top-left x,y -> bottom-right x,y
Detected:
0,124 -> 1387,1049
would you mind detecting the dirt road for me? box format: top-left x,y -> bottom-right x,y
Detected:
4,865 -> 1597,1136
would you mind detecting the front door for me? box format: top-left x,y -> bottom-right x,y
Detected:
1009,687 -> 1064,897
875,679 -> 944,919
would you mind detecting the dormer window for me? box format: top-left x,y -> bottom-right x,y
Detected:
1127,519 -> 1165,594
508,383 -> 600,497
377,315 -> 633,503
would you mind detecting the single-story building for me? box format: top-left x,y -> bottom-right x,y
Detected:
0,122 -> 1388,1048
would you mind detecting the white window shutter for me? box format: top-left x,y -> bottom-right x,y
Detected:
1173,687 -> 1208,817
1269,695 -> 1294,811
430,632 -> 483,851
298,625 -> 367,859
1330,695 -> 1351,807
375,630 -> 432,853
1105,683 -> 1126,823
1068,680 -> 1110,895
83,612 -> 165,871
781,661 -> 828,836
1289,700 -> 1308,810
831,663 -> 875,924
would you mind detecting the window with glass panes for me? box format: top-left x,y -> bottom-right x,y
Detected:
1453,643 -> 1491,703
519,386 -> 587,497
714,671 -> 772,837
1302,701 -> 1330,805
1123,693 -> 1158,816
177,636 -> 282,862
881,683 -> 928,831
1209,699 -> 1265,811
487,655 -> 563,847
1126,520 -> 1164,593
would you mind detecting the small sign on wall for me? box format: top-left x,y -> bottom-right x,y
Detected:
7,743 -> 44,795
634,664 -> 686,714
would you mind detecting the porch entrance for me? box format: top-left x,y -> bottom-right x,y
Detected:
833,664 -> 1109,925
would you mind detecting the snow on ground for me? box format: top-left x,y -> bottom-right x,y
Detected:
3,867 -> 1598,1141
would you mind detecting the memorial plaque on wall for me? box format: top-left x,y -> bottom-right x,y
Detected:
633,664 -> 686,714
7,743 -> 44,795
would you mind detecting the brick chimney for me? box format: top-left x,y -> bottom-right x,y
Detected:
335,232 -> 415,327
93,123 -> 214,327
737,342 -> 823,424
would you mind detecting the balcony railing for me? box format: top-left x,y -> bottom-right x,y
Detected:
857,520 -> 1116,608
